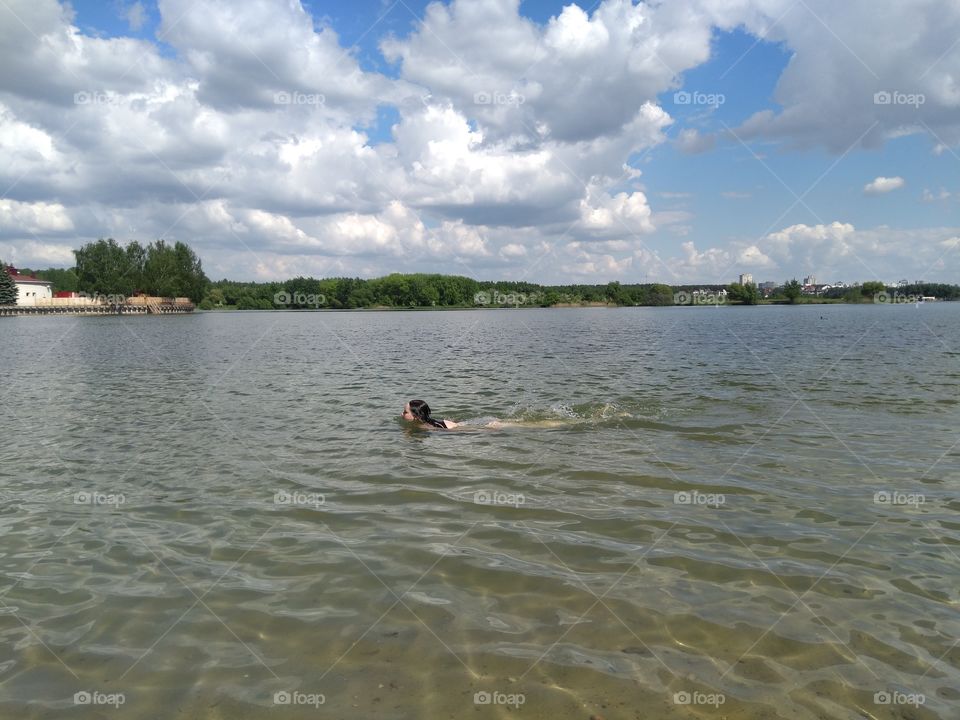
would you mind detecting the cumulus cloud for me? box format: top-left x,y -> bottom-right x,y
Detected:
0,199 -> 74,237
864,176 -> 905,195
381,0 -> 709,145
707,0 -> 960,152
750,222 -> 958,282
0,239 -> 76,266
578,183 -> 654,236
0,0 -> 956,283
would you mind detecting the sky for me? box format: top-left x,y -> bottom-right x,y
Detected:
0,0 -> 958,285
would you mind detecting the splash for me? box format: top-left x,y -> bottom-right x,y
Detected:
460,402 -> 638,428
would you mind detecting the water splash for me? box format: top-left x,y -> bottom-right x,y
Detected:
460,401 -> 639,428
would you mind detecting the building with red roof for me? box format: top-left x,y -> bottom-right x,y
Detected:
5,266 -> 53,306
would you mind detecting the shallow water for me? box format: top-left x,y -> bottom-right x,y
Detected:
1,304 -> 958,719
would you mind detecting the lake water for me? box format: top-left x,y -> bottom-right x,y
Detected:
1,304 -> 958,719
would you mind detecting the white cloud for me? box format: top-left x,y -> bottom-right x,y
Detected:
578,183 -> 654,236
864,176 -> 906,195
736,244 -> 775,267
381,0 -> 706,145
711,0 -> 960,152
921,187 -> 951,202
499,243 -> 527,259
0,0 -> 956,285
676,128 -> 716,154
123,1 -> 147,31
0,199 -> 74,236
0,239 -> 76,266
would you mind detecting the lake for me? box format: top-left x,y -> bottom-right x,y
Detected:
1,304 -> 958,719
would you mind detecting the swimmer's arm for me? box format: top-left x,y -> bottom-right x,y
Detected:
441,419 -> 460,429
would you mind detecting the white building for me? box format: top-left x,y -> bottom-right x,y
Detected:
738,273 -> 753,285
6,267 -> 53,306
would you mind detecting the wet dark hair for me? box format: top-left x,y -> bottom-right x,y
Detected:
409,399 -> 446,428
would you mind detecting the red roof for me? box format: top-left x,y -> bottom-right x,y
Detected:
5,266 -> 52,285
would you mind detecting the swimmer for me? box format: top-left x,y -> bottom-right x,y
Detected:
401,400 -> 460,429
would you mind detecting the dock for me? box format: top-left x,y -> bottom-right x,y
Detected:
0,296 -> 195,317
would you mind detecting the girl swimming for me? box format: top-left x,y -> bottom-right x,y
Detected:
401,400 -> 460,429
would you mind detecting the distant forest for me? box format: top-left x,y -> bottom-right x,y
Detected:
8,238 -> 960,309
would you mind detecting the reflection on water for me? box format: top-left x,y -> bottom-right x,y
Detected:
1,305 -> 959,719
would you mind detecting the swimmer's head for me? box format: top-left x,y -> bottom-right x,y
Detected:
402,399 -> 444,428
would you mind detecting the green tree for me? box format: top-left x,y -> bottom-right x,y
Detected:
728,282 -> 760,305
74,238 -> 138,296
139,240 -> 207,301
142,240 -> 178,296
783,279 -> 802,304
173,241 -> 208,302
647,284 -> 674,306
33,267 -> 79,293
0,260 -> 17,305
860,281 -> 886,300
125,241 -> 146,291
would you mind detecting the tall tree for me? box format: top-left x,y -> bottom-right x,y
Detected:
142,240 -> 179,296
728,282 -> 761,305
172,241 -> 208,302
783,279 -> 802,304
74,239 -> 138,296
0,260 -> 18,305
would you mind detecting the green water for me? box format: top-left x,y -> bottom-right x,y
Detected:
1,305 -> 958,719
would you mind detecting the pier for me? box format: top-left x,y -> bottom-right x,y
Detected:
0,297 -> 195,317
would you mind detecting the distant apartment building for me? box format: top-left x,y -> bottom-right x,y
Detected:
759,281 -> 777,290
803,275 -> 817,286
738,273 -> 753,285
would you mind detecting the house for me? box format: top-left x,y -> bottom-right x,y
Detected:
5,266 -> 53,306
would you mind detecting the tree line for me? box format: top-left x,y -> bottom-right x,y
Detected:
201,276 -> 678,310
6,239 -> 959,309
9,239 -> 208,302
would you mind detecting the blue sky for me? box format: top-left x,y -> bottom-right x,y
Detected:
1,0 -> 958,283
